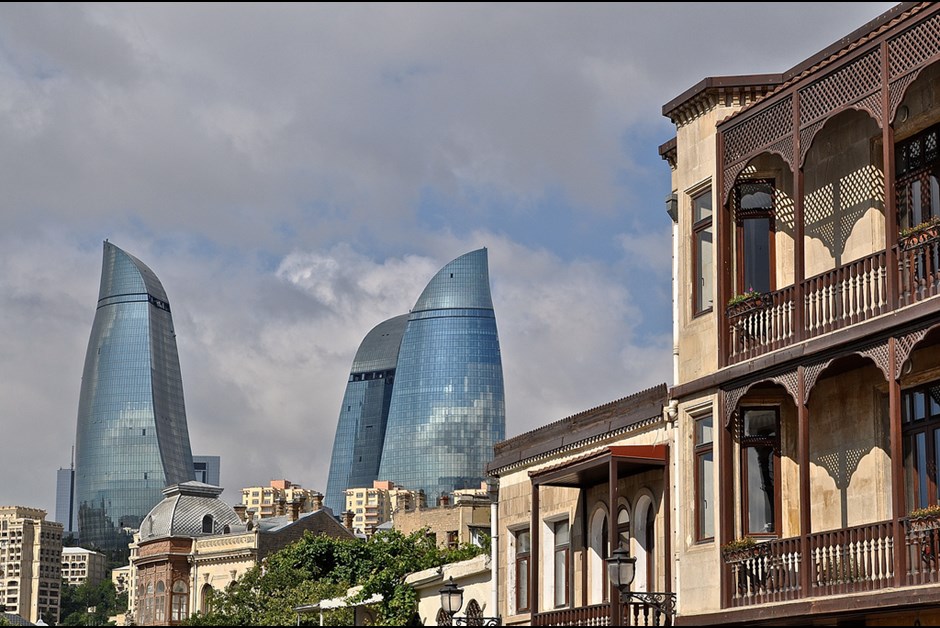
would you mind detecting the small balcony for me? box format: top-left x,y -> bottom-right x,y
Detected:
724,518 -> 940,609
727,237 -> 940,365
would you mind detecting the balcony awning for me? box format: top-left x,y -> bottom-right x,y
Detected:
529,444 -> 667,487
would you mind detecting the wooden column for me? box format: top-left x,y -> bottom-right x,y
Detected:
531,480 -> 540,618
793,92 -> 806,341
664,445 -> 672,595
888,337 -> 907,587
718,390 -> 734,609
717,132 -> 730,368
881,40 -> 899,309
798,366 -> 812,595
609,457 -> 621,627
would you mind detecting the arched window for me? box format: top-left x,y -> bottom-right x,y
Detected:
465,599 -> 483,626
201,584 -> 213,615
172,580 -> 189,622
202,514 -> 214,534
155,581 -> 166,623
144,582 -> 154,625
588,507 -> 609,604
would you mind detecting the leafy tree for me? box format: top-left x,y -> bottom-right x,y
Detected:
0,614 -> 9,626
184,528 -> 485,626
58,578 -> 125,626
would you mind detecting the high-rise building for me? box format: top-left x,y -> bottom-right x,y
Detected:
325,248 -> 506,509
74,240 -> 195,551
192,455 -> 221,486
323,314 -> 408,513
55,466 -> 77,538
0,506 -> 63,624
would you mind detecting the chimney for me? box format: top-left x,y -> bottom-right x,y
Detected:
289,499 -> 301,522
343,510 -> 355,531
246,510 -> 255,531
276,497 -> 287,517
311,492 -> 323,511
439,492 -> 450,507
233,504 -> 247,522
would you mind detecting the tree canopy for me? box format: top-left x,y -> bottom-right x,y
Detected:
185,528 -> 486,626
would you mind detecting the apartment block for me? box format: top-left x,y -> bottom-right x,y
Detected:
0,507 -> 63,624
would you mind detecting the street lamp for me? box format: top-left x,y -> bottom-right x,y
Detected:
439,576 -> 463,618
436,576 -> 501,626
605,546 -> 676,624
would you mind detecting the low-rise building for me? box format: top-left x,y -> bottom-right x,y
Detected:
61,547 -> 107,587
0,506 -> 63,624
239,479 -> 323,519
344,480 -> 425,536
392,482 -> 493,549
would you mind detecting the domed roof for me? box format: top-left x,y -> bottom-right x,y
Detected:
139,482 -> 244,541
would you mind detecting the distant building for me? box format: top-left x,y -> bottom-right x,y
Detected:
326,248 -> 506,512
128,481 -> 354,625
192,456 -> 220,486
391,482 -> 493,550
74,241 -> 196,551
343,480 -> 425,536
239,480 -> 323,519
111,564 -> 131,595
0,506 -> 63,624
61,546 -> 108,587
54,466 -> 77,538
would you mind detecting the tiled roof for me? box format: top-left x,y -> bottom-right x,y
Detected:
139,482 -> 244,541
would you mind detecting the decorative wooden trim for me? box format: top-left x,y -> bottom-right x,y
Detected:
721,370 -> 799,429
896,327 -> 930,379
803,359 -> 833,405
858,340 -> 892,382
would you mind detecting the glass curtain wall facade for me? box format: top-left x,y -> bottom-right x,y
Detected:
74,241 -> 195,550
324,314 -> 408,514
376,248 -> 505,501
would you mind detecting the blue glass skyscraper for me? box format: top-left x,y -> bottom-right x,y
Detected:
377,248 -> 505,501
324,314 -> 408,514
74,241 -> 195,551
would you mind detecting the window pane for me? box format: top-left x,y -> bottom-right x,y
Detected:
554,520 -> 570,546
746,444 -> 775,534
554,548 -> 568,607
743,217 -> 772,294
517,556 -> 529,611
914,391 -> 927,421
517,530 -> 530,553
695,226 -> 714,312
696,415 -> 713,445
744,409 -> 777,438
918,431 -> 928,508
698,451 -> 714,539
693,191 -> 712,223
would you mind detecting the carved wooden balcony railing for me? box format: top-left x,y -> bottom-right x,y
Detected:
532,597 -> 673,626
727,247 -> 897,364
727,520 -> 896,608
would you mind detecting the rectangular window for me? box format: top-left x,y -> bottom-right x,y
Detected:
902,382 -> 940,512
734,179 -> 776,295
694,413 -> 715,541
692,188 -> 714,315
553,520 -> 570,608
741,407 -> 780,536
515,529 -> 530,613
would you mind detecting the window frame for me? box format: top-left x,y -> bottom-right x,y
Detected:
740,406 -> 781,538
553,519 -> 570,608
514,528 -> 530,613
902,382 -> 940,512
691,187 -> 714,317
694,412 -> 715,543
734,179 -> 777,295
896,122 -> 940,230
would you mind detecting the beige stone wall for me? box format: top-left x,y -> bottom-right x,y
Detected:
803,109 -> 885,279
392,502 -> 490,548
808,363 -> 891,531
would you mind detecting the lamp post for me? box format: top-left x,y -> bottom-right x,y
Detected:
606,546 -> 676,625
437,576 -> 501,626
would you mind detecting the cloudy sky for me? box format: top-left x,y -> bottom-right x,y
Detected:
0,3 -> 897,514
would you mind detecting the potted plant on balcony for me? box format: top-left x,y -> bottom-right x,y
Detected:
899,215 -> 940,250
721,536 -> 769,564
908,504 -> 940,533
726,289 -> 765,317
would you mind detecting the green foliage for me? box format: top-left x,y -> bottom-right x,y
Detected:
0,614 -> 10,626
59,578 -> 123,626
183,528 -> 486,626
727,289 -> 762,307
